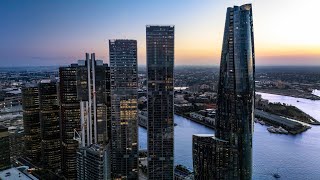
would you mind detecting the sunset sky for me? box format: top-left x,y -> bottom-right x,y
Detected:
0,0 -> 319,66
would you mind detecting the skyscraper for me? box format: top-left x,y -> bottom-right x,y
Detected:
39,80 -> 61,171
214,4 -> 255,179
59,65 -> 81,179
75,53 -> 111,180
0,125 -> 10,170
77,53 -> 109,146
146,25 -> 175,180
109,39 -> 138,179
22,85 -> 41,164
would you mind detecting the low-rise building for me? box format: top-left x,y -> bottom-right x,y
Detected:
0,125 -> 11,170
8,126 -> 24,163
204,117 -> 215,126
77,144 -> 110,180
190,112 -> 205,121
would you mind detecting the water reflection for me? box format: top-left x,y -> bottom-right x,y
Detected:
139,93 -> 320,179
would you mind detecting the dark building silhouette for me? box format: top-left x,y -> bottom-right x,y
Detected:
76,54 -> 110,146
75,53 -> 111,179
192,4 -> 255,180
22,85 -> 41,164
214,4 -> 255,180
0,125 -> 11,170
60,54 -> 111,179
192,134 -> 229,180
192,134 -> 215,180
59,65 -> 81,179
8,126 -> 24,163
109,39 -> 139,179
146,25 -> 175,180
39,80 -> 61,171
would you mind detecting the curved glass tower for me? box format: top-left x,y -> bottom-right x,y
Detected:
215,4 -> 255,180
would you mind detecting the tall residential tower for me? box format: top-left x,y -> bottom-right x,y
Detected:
146,25 -> 175,180
109,39 -> 138,179
215,4 -> 255,179
192,4 -> 255,180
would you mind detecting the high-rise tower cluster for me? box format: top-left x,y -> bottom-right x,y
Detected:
21,25 -> 175,180
67,54 -> 111,179
22,80 -> 61,172
18,4 -> 255,178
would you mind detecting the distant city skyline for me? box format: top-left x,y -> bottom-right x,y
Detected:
1,0 -> 320,66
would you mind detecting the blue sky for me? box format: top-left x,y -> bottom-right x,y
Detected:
1,0 -> 319,66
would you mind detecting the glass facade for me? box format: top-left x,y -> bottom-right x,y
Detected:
214,4 -> 255,180
59,66 -> 81,179
109,39 -> 138,179
146,25 -> 174,180
39,80 -> 61,171
61,54 -> 110,179
192,134 -> 215,180
76,54 -> 109,146
22,85 -> 41,164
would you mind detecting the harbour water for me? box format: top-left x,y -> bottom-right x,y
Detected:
138,93 -> 320,179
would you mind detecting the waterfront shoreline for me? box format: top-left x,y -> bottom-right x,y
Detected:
138,112 -> 215,129
138,113 -> 320,179
174,111 -> 312,135
256,89 -> 320,100
174,112 -> 215,129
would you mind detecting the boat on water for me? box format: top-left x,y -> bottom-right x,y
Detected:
267,126 -> 288,134
259,121 -> 266,125
273,173 -> 281,178
254,118 -> 266,125
267,126 -> 277,133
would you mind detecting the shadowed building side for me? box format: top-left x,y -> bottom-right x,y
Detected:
214,4 -> 255,180
75,53 -> 111,180
147,25 -> 175,180
192,134 -> 231,180
22,85 -> 41,164
59,66 -> 81,179
109,39 -> 138,179
39,80 -> 61,171
0,125 -> 10,170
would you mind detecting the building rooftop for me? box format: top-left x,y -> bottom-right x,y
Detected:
193,134 -> 229,143
193,134 -> 214,137
6,89 -> 21,95
0,166 -> 38,180
40,79 -> 52,84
